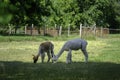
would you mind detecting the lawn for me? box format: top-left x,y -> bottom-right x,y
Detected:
0,35 -> 120,80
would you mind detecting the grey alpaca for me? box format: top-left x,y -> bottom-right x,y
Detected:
52,38 -> 88,63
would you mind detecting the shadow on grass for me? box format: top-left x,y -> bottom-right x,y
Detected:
0,61 -> 120,80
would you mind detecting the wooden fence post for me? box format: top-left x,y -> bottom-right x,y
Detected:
68,24 -> 70,36
25,24 -> 27,35
93,24 -> 96,36
8,24 -> 11,35
101,27 -> 103,37
43,25 -> 46,36
79,23 -> 82,38
31,24 -> 34,35
59,25 -> 62,36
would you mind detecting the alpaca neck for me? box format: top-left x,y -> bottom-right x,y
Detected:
37,47 -> 42,56
56,47 -> 64,59
36,55 -> 39,58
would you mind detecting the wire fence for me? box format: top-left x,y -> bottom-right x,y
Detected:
7,24 -> 120,38
109,29 -> 120,34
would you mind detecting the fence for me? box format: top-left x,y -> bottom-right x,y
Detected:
62,27 -> 109,38
26,28 -> 58,36
9,24 -> 120,38
109,29 -> 120,34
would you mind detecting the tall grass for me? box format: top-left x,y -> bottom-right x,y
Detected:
0,34 -> 96,42
0,34 -> 120,80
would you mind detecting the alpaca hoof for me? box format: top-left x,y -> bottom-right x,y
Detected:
52,61 -> 57,64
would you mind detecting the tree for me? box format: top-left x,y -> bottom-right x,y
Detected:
95,0 -> 120,28
48,0 -> 80,29
77,0 -> 106,26
0,0 -> 13,24
9,0 -> 49,34
1,0 -> 120,35
109,0 -> 120,29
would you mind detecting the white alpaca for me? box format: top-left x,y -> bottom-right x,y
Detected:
52,38 -> 88,63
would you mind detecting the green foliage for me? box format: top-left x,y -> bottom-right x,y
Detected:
48,0 -> 80,28
0,0 -> 13,24
0,0 -> 120,32
114,1 -> 120,28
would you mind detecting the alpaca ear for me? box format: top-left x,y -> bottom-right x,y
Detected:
32,54 -> 35,57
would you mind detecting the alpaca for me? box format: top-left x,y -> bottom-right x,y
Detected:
52,38 -> 88,64
33,42 -> 54,63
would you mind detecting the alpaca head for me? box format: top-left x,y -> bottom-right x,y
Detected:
52,55 -> 57,63
32,55 -> 38,63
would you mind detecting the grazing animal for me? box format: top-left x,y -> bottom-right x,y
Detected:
52,38 -> 88,64
33,42 -> 54,63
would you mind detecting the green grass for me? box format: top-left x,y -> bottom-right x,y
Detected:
0,34 -> 120,80
0,34 -> 96,42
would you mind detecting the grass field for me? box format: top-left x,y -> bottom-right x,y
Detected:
0,35 -> 120,80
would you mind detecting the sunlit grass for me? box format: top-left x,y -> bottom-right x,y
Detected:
0,34 -> 120,80
0,40 -> 110,63
0,36 -> 120,63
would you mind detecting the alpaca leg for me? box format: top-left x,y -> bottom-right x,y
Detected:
50,50 -> 54,63
66,49 -> 72,64
47,52 -> 51,62
51,49 -> 54,57
81,49 -> 88,63
41,53 -> 45,63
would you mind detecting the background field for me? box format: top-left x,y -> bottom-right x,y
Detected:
0,34 -> 120,80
